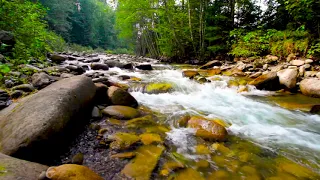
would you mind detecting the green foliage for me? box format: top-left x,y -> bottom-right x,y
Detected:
0,0 -> 66,64
230,28 -> 310,57
308,40 -> 320,57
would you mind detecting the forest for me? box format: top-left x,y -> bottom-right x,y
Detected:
0,0 -> 320,69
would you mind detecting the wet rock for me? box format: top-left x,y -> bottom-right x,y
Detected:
249,72 -> 282,91
124,115 -> 156,128
0,76 -> 96,157
299,66 -> 305,77
60,73 -> 75,78
92,77 -> 109,85
46,164 -> 103,180
91,63 -> 109,70
182,70 -> 200,78
276,158 -> 318,179
31,72 -> 53,89
290,60 -> 305,66
71,153 -> 84,165
118,75 -> 131,80
195,144 -> 211,155
139,133 -> 163,145
145,83 -> 173,94
109,132 -> 140,150
50,54 -> 67,64
102,105 -> 140,120
0,153 -> 48,180
263,64 -> 268,70
249,72 -> 262,78
10,90 -> 24,99
304,64 -> 311,69
12,84 -> 35,92
199,60 -> 222,69
84,58 -> 100,63
121,145 -> 165,179
91,106 -> 101,119
277,69 -> 298,89
108,86 -> 138,107
136,63 -> 153,70
187,116 -> 228,141
0,90 -> 11,110
122,63 -> 134,70
111,152 -> 136,159
300,78 -> 320,97
66,65 -> 85,75
104,60 -> 122,68
174,168 -> 205,180
160,161 -> 185,176
270,64 -> 284,72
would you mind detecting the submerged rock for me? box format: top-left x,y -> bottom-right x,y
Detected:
136,63 -> 153,70
0,76 -> 96,158
45,164 -> 103,180
102,105 -> 140,120
108,86 -> 138,107
187,116 -> 228,141
125,115 -> 156,128
249,72 -> 282,91
173,168 -> 205,180
0,153 -> 48,180
139,133 -> 163,145
108,132 -> 140,150
121,145 -> 165,179
300,78 -> 320,97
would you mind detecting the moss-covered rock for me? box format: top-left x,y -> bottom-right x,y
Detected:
125,115 -> 156,128
173,168 -> 205,180
187,116 -> 228,141
176,115 -> 191,127
121,145 -> 165,180
145,83 -> 173,94
198,69 -> 221,76
102,105 -> 140,120
276,157 -> 318,179
108,86 -> 138,107
208,170 -> 230,180
46,164 -> 103,180
195,144 -> 211,155
108,132 -> 140,150
139,133 -> 163,145
160,161 -> 185,176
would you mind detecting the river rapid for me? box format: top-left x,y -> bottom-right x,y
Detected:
65,55 -> 320,179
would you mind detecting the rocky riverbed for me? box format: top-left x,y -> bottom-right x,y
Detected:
0,53 -> 320,179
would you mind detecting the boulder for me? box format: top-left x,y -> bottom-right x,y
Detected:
248,72 -> 282,91
50,54 -> 67,63
0,76 -> 96,159
108,86 -> 138,107
290,60 -> 305,66
91,63 -> 109,70
102,105 -> 140,120
104,60 -> 122,68
45,164 -> 103,180
199,60 -> 222,69
65,65 -> 85,75
136,64 -> 153,70
277,69 -> 298,89
11,84 -> 35,92
94,83 -> 109,104
299,66 -> 305,77
0,153 -> 48,180
108,132 -> 140,150
182,70 -> 200,78
31,72 -> 53,89
187,116 -> 228,141
10,90 -> 24,99
300,79 -> 320,98
305,59 -> 313,64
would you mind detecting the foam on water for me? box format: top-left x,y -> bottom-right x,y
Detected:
109,65 -> 320,168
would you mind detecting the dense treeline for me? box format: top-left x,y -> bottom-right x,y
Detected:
116,0 -> 320,60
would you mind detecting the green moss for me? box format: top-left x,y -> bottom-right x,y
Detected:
145,83 -> 173,94
0,165 -> 8,176
109,132 -> 140,150
125,115 -> 156,128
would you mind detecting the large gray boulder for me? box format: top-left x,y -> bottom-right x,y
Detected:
277,69 -> 298,89
0,75 -> 96,161
300,78 -> 320,98
0,153 -> 48,180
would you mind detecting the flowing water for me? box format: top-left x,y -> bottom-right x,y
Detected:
65,56 -> 320,179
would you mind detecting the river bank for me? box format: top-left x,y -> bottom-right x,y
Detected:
0,53 -> 319,179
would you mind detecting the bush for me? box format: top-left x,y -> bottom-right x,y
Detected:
230,27 -> 310,58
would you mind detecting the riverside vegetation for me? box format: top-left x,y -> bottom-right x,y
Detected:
0,0 -> 320,180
